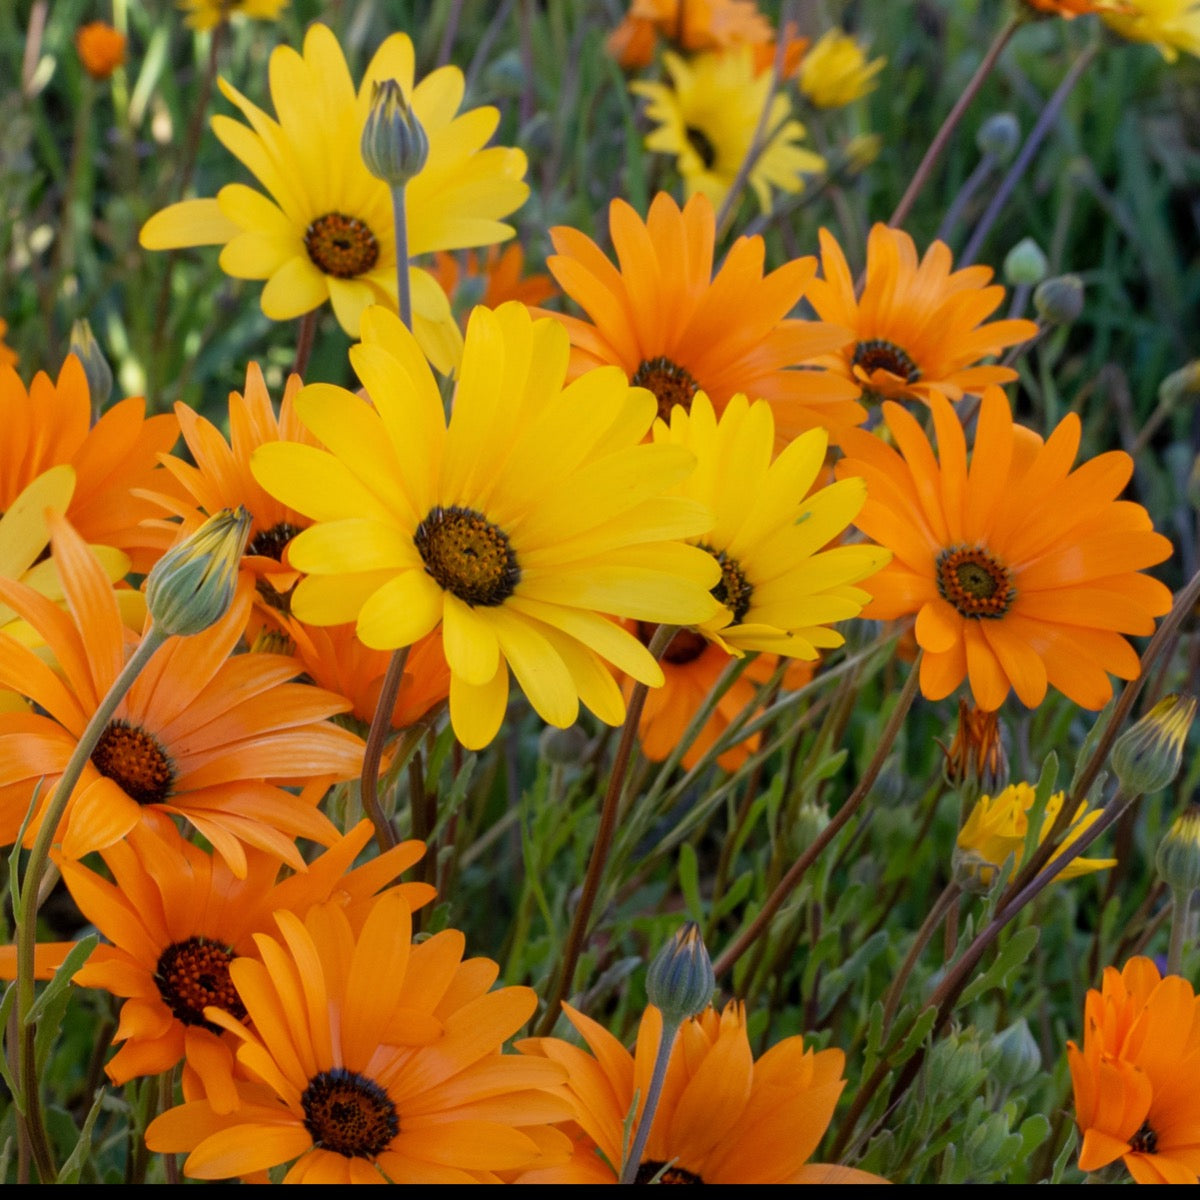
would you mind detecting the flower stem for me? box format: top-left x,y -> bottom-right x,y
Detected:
15,626 -> 165,1182
881,881 -> 961,1033
389,183 -> 413,331
712,656 -> 922,981
959,40 -> 1098,263
888,16 -> 1019,229
290,309 -> 317,377
535,625 -> 677,1037
1167,887 -> 1191,975
618,1015 -> 681,1185
360,645 -> 409,855
175,21 -> 226,199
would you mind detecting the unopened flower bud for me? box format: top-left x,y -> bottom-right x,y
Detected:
1033,275 -> 1084,325
1188,455 -> 1200,512
539,723 -> 589,765
646,922 -> 714,1026
361,79 -> 428,188
987,1018 -> 1042,1088
145,507 -> 251,637
1157,803 -> 1200,896
844,133 -> 882,175
1004,237 -> 1048,287
68,319 -> 113,409
976,112 -> 1019,162
1111,695 -> 1197,796
1158,360 -> 1200,412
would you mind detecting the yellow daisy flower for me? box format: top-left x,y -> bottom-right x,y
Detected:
1102,0 -> 1200,60
139,24 -> 529,372
251,302 -> 723,750
797,29 -> 885,108
178,0 -> 289,31
654,392 -> 890,658
631,48 -> 824,215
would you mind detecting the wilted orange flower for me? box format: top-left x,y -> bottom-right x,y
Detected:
147,893 -> 571,1182
542,193 -> 861,444
941,698 -> 1008,792
807,224 -> 1037,406
1,815 -> 433,1098
0,517 -> 363,872
518,1001 -> 883,1183
76,21 -> 126,80
431,244 -> 555,323
0,355 -> 179,571
607,0 -> 774,68
835,388 -> 1173,710
150,363 -> 320,626
1068,957 -> 1200,1183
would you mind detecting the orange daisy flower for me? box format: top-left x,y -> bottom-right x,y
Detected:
607,0 -> 775,68
1068,957 -> 1200,1184
0,355 -> 180,571
0,318 -> 17,367
283,619 -> 450,733
0,516 -> 363,872
807,224 -> 1037,407
835,389 -> 1174,710
518,1001 -> 883,1184
149,363 -> 320,625
431,244 -> 555,325
634,634 -> 813,771
1022,0 -> 1125,16
542,192 -> 861,444
2,814 -> 433,1100
146,893 -> 571,1183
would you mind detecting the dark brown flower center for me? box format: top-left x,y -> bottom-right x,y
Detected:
635,1160 -> 705,1184
631,356 -> 701,423
304,212 -> 380,279
935,545 -> 1015,620
636,621 -> 710,667
301,1068 -> 399,1159
415,505 -> 520,607
684,125 -> 717,170
703,545 -> 753,625
91,720 -> 175,805
851,338 -> 921,384
155,937 -> 246,1031
248,520 -> 303,613
1130,1119 -> 1157,1155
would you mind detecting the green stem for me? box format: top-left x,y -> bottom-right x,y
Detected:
16,626 -> 165,1182
359,645 -> 410,854
881,881 -> 961,1033
618,1016 -> 681,1185
712,656 -> 922,980
535,625 -> 677,1037
389,183 -> 413,330
1167,887 -> 1191,976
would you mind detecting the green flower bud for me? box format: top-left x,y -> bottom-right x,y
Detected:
1158,360 -> 1200,412
145,507 -> 251,637
361,78 -> 428,188
68,318 -> 113,409
976,113 -> 1019,162
1111,695 -> 1196,796
1188,455 -> 1200,512
1157,803 -> 1200,896
645,922 -> 714,1026
538,723 -> 589,765
1033,275 -> 1084,325
790,798 -> 830,857
1003,237 -> 1047,287
986,1017 -> 1042,1088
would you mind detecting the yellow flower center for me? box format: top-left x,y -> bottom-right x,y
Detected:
415,505 -> 520,607
301,1068 -> 399,1159
703,545 -> 753,625
635,1160 -> 705,1184
936,546 -> 1015,619
91,719 -> 175,805
637,621 -> 709,666
155,937 -> 246,1031
1130,1120 -> 1158,1155
684,125 -> 717,170
248,520 -> 303,612
304,212 -> 380,279
631,356 -> 701,423
851,338 -> 921,384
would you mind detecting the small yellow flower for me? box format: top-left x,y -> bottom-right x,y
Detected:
954,783 -> 1115,893
177,0 -> 289,32
1102,0 -> 1200,61
798,29 -> 885,109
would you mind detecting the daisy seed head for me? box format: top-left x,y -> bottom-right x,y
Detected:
361,78 -> 429,188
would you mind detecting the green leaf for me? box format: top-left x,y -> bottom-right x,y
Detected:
678,843 -> 702,926
56,1088 -> 107,1184
0,982 -> 19,1107
27,935 -> 97,1027
960,927 -> 1040,1008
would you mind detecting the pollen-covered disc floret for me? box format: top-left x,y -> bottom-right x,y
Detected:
91,721 -> 176,806
631,355 -> 701,422
155,936 -> 246,1030
304,213 -> 381,279
836,388 -> 1174,711
251,301 -> 724,750
301,1069 -> 399,1159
